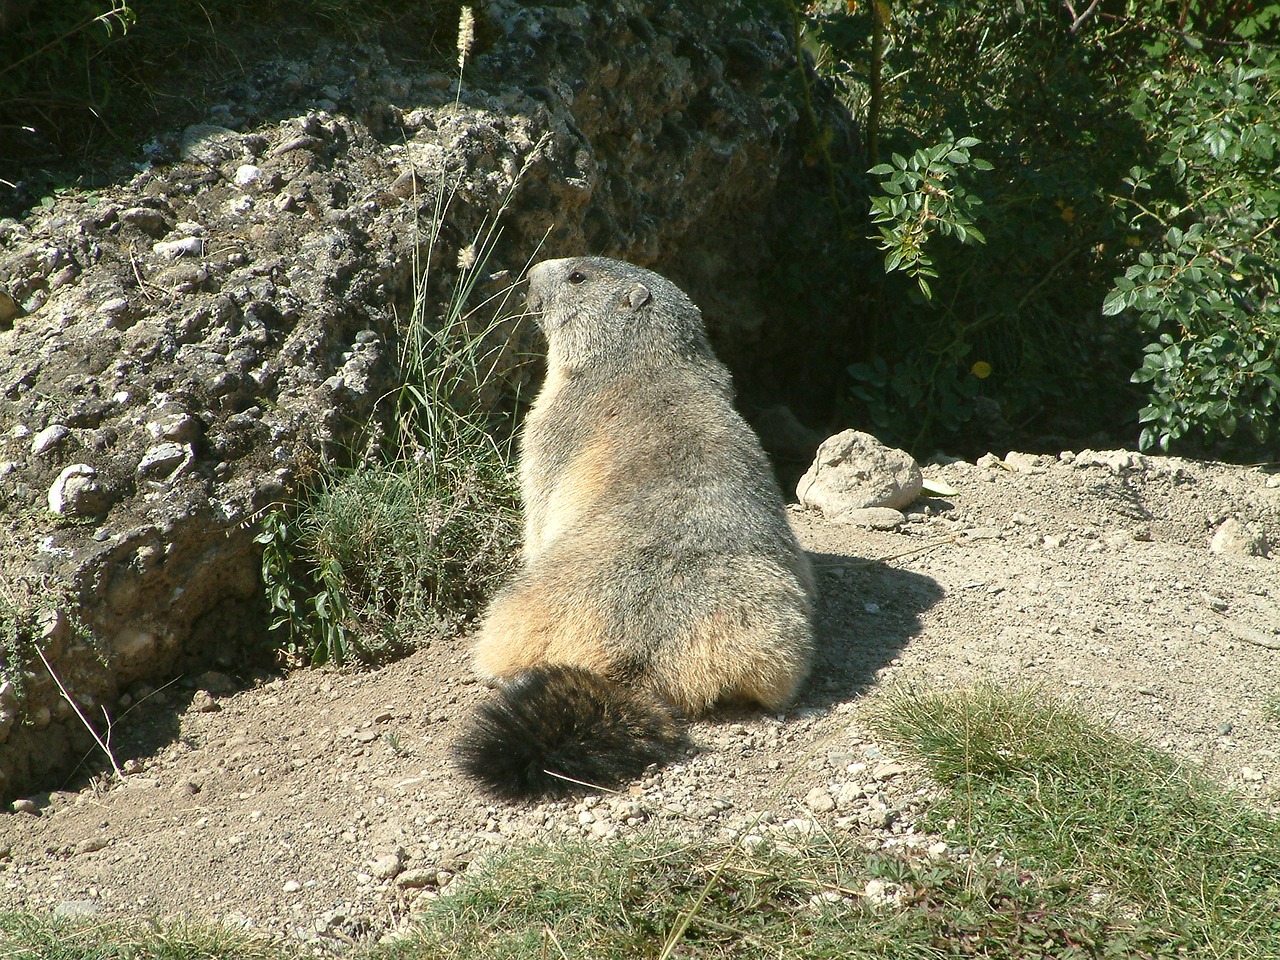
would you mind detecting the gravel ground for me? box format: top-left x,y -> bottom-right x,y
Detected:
1,448 -> 1277,948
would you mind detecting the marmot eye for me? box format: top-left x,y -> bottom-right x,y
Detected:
567,271 -> 587,284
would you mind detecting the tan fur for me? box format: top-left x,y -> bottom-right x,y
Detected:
472,256 -> 814,721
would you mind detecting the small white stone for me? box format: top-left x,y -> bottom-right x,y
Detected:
283,880 -> 302,893
234,164 -> 263,186
31,423 -> 69,456
137,442 -> 191,480
804,788 -> 835,813
47,463 -> 97,515
153,236 -> 204,258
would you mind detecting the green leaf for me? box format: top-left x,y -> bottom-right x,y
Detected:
1102,289 -> 1131,316
922,477 -> 959,497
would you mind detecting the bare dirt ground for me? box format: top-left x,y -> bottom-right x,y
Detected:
1,448 -> 1277,949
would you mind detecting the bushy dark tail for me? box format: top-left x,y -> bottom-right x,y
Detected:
454,664 -> 683,801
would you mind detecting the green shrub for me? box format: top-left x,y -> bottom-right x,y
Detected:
802,0 -> 1280,457
1110,46 -> 1280,451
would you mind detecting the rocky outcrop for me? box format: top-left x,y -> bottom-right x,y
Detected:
0,2 -> 854,799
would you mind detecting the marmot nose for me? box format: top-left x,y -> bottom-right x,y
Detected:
525,285 -> 543,314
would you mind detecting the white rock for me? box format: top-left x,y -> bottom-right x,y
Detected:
153,236 -> 204,258
47,464 -> 98,515
180,123 -> 241,164
234,164 -> 264,186
840,507 -> 906,530
283,880 -> 302,893
797,430 -> 923,520
137,442 -> 192,480
31,423 -> 69,456
804,788 -> 835,813
370,854 -> 403,880
1210,517 -> 1269,558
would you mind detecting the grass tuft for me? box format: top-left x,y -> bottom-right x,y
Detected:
865,682 -> 1280,959
0,912 -> 278,960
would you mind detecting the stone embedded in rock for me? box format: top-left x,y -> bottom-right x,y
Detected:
47,464 -> 101,516
1210,517 -> 1270,558
0,288 -> 18,324
180,123 -> 243,165
153,236 -> 204,259
30,423 -> 69,456
797,430 -> 923,519
120,207 -> 171,238
137,442 -> 192,480
234,164 -> 264,186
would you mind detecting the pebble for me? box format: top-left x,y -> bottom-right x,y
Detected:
30,423 -> 69,456
47,463 -> 100,516
1210,518 -> 1270,558
74,836 -> 109,855
370,853 -> 403,879
11,799 -> 38,815
191,690 -> 221,713
235,164 -> 264,186
804,788 -> 835,813
283,880 -> 303,893
871,762 -> 907,781
154,236 -> 204,258
137,441 -> 192,480
394,869 -> 435,890
1240,767 -> 1264,782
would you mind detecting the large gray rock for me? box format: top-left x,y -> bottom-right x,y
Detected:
797,430 -> 923,520
0,1 -> 855,800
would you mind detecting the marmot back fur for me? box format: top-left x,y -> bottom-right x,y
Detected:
455,256 -> 814,800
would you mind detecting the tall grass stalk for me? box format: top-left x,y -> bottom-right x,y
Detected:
257,22 -> 550,665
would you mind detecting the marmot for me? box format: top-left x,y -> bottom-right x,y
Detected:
455,256 -> 814,800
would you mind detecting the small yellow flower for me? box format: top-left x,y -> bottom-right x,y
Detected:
971,360 -> 992,380
1058,204 -> 1075,223
1125,235 -> 1142,247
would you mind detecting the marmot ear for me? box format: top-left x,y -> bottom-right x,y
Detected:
623,282 -> 651,310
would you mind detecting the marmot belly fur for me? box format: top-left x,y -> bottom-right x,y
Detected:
454,256 -> 814,800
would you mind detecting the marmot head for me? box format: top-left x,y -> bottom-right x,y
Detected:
525,257 -> 714,373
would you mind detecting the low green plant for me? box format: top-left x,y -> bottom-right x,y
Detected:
867,682 -> 1280,959
0,596 -> 38,707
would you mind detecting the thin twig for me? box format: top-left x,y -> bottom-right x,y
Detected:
1066,0 -> 1102,34
32,643 -> 125,780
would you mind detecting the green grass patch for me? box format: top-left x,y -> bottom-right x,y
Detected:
866,682 -> 1280,959
375,834 -> 1174,960
0,912 -> 277,960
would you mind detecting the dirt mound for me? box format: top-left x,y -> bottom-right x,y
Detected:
1,449 -> 1275,947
